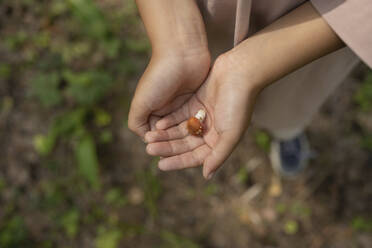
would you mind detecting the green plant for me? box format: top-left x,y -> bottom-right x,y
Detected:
0,96 -> 13,115
236,167 -> 249,184
283,220 -> 299,235
105,188 -> 128,207
0,216 -> 29,248
33,107 -> 106,189
30,72 -> 63,107
0,177 -> 5,192
24,0 -> 148,193
275,203 -> 287,214
354,71 -> 372,112
68,0 -> 109,40
40,181 -> 67,210
351,217 -> 372,232
4,31 -> 28,50
60,208 -> 80,238
99,129 -> 113,144
255,130 -> 271,152
63,70 -> 114,106
137,160 -> 162,217
0,0 -> 151,246
290,202 -> 311,219
361,133 -> 372,151
0,63 -> 11,79
161,231 -> 200,248
204,183 -> 219,196
33,108 -> 87,156
94,108 -> 112,127
75,133 -> 101,190
95,227 -> 123,248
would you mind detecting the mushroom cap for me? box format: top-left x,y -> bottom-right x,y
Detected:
187,117 -> 203,136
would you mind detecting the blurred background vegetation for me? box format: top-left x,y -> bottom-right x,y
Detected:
0,0 -> 372,248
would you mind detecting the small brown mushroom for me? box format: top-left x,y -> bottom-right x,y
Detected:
187,109 -> 206,136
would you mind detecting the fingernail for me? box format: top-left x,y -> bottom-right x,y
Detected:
206,171 -> 215,180
155,120 -> 161,128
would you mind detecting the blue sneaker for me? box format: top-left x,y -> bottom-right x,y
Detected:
270,133 -> 311,178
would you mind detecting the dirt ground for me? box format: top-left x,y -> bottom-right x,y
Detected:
1,60 -> 372,247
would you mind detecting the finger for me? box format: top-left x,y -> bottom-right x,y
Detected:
202,130 -> 241,179
157,144 -> 211,171
152,93 -> 192,117
149,115 -> 161,131
144,121 -> 188,143
128,121 -> 149,138
156,103 -> 190,130
146,135 -> 204,157
128,99 -> 151,138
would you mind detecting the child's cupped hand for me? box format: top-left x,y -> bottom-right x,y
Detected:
128,49 -> 211,138
144,53 -> 261,179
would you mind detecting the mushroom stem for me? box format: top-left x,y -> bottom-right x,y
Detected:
195,109 -> 206,122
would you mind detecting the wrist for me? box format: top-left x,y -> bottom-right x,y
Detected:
152,44 -> 211,72
152,43 -> 210,62
218,48 -> 267,94
146,0 -> 209,59
224,2 -> 344,93
149,46 -> 211,90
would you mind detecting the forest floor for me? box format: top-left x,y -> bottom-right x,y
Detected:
1,1 -> 372,248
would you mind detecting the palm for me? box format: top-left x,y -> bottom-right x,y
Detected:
145,64 -> 256,178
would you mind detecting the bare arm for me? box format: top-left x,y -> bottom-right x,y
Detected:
226,2 -> 344,91
135,0 -> 208,57
128,0 -> 210,137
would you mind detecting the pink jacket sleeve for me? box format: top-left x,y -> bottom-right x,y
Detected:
310,0 -> 372,68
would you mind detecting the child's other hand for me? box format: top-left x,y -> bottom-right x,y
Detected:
128,48 -> 210,137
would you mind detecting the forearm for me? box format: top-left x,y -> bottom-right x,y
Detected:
228,2 -> 344,90
135,0 -> 208,57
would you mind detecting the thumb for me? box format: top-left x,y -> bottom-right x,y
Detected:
203,130 -> 242,179
128,97 -> 151,138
